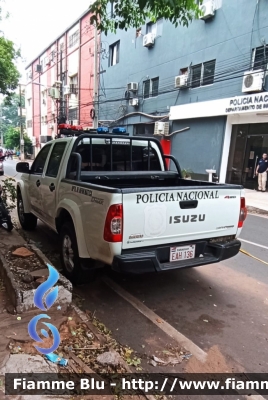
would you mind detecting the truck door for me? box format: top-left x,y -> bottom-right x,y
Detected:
40,141 -> 68,227
28,144 -> 52,219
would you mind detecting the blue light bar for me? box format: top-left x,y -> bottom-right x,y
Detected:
112,127 -> 127,134
97,127 -> 109,133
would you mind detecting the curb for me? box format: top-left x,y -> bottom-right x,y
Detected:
0,233 -> 72,313
0,253 -> 23,313
247,206 -> 268,216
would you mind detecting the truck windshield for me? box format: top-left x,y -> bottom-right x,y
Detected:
71,138 -> 162,172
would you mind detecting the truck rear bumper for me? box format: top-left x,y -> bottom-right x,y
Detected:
112,239 -> 241,274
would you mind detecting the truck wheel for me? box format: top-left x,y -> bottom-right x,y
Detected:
60,221 -> 97,285
17,195 -> 37,230
60,221 -> 83,284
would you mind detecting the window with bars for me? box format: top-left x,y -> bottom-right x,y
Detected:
69,30 -> 79,48
133,124 -> 154,135
143,77 -> 159,99
190,60 -> 216,88
143,80 -> 150,99
109,41 -> 120,66
151,77 -> 159,97
252,46 -> 268,70
69,107 -> 78,121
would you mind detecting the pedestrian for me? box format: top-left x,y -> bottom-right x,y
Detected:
256,153 -> 268,192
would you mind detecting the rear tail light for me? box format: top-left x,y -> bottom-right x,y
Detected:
238,197 -> 247,228
103,204 -> 123,242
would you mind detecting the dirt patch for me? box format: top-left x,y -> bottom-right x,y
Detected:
185,345 -> 231,373
4,246 -> 45,291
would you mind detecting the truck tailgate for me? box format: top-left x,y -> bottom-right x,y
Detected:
122,187 -> 241,249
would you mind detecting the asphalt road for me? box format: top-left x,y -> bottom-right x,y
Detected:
2,159 -> 268,380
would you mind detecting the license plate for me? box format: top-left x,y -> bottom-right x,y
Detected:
170,245 -> 196,262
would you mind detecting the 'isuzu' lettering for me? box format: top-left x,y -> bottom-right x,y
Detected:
136,190 -> 219,204
169,214 -> 206,224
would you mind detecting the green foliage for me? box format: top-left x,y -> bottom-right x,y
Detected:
1,178 -> 17,210
90,0 -> 201,34
0,0 -> 20,101
0,94 -> 25,142
0,36 -> 20,100
4,127 -> 32,150
181,168 -> 193,178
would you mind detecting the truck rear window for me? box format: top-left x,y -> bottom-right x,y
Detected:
70,142 -> 162,172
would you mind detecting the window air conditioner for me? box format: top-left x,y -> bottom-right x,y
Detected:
199,0 -> 215,20
143,33 -> 155,48
175,74 -> 188,88
154,121 -> 169,136
242,69 -> 265,93
48,88 -> 60,99
127,82 -> 138,92
129,98 -> 139,107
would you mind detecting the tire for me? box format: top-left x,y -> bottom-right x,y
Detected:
60,221 -> 97,285
17,195 -> 37,230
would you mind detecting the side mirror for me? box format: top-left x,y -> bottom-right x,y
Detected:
16,162 -> 30,173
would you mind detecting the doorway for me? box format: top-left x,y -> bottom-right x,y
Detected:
226,123 -> 268,190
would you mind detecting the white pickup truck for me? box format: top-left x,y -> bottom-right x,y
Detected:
16,134 -> 247,283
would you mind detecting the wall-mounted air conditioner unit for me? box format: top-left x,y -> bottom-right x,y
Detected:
127,82 -> 138,92
64,85 -> 70,95
48,88 -> 60,99
35,64 -> 42,73
129,98 -> 139,107
175,74 -> 188,88
199,0 -> 215,20
52,81 -> 62,87
154,121 -> 169,136
242,69 -> 264,93
143,33 -> 155,48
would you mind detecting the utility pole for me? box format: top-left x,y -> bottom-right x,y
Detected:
19,84 -> 24,161
93,24 -> 98,129
58,50 -> 66,125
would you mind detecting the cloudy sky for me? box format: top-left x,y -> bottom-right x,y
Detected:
2,0 -> 91,79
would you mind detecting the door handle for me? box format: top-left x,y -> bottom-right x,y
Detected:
49,183 -> 55,192
36,180 -> 41,187
180,200 -> 198,209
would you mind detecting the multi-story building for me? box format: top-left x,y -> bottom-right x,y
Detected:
25,9 -> 96,156
98,0 -> 268,188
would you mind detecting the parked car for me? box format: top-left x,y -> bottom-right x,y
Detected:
16,134 -> 247,284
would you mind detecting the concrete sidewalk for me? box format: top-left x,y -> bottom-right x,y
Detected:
245,188 -> 268,213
